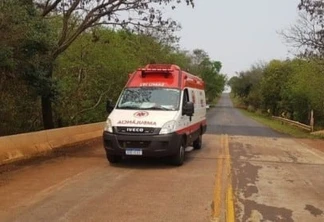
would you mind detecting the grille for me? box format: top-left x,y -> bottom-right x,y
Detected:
115,127 -> 158,135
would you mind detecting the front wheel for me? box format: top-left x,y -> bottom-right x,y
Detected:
193,134 -> 202,150
171,141 -> 185,166
106,153 -> 122,164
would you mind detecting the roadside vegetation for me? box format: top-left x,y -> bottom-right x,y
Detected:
0,1 -> 226,136
228,59 -> 324,130
228,1 -> 324,137
228,60 -> 324,138
229,58 -> 324,136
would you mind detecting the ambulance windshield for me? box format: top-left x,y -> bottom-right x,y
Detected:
117,87 -> 180,111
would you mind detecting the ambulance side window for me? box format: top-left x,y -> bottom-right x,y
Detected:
183,89 -> 189,105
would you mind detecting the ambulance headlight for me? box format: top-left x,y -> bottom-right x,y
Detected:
104,118 -> 113,133
160,120 -> 177,134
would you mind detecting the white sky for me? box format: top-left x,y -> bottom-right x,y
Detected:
164,0 -> 300,78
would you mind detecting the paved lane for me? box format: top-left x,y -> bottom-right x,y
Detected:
206,94 -> 283,138
0,136 -> 222,222
207,94 -> 324,221
231,136 -> 324,221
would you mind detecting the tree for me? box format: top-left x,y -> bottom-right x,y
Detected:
179,49 -> 226,102
280,12 -> 323,58
53,29 -> 210,127
200,61 -> 226,102
54,28 -> 172,125
287,59 -> 324,124
228,67 -> 262,103
31,0 -> 194,129
281,1 -> 324,58
260,60 -> 293,115
0,0 -> 54,135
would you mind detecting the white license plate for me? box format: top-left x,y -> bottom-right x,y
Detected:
125,149 -> 142,156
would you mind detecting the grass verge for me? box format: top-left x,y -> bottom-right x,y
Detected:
239,109 -> 323,138
239,108 -> 324,139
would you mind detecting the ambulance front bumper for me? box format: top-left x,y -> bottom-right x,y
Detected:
103,131 -> 182,157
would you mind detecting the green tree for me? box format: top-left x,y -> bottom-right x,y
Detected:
228,64 -> 264,107
286,59 -> 324,124
54,29 -> 144,125
260,60 -> 293,115
0,0 -> 54,135
27,0 -> 194,129
200,60 -> 226,102
183,49 -> 226,102
53,29 -> 205,126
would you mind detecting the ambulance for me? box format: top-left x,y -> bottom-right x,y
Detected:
103,64 -> 207,166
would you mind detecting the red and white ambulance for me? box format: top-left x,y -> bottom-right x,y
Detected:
103,64 -> 207,166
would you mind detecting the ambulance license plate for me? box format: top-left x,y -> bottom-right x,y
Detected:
125,149 -> 142,156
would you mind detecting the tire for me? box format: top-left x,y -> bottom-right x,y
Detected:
106,153 -> 122,164
171,141 -> 185,166
193,134 -> 202,150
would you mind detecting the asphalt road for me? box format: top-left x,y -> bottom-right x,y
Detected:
210,94 -> 324,221
0,93 -> 323,222
206,94 -> 283,137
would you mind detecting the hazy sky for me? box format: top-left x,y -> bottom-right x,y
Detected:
164,0 -> 300,78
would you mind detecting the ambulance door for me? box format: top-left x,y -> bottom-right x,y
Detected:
180,88 -> 191,131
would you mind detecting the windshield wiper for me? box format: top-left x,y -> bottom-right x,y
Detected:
118,105 -> 174,110
117,106 -> 139,109
148,106 -> 172,110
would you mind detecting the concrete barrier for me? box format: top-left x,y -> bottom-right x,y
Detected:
0,122 -> 106,166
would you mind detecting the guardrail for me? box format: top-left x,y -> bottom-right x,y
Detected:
272,116 -> 313,132
0,122 -> 105,166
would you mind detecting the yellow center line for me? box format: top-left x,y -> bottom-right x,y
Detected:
225,134 -> 235,222
211,134 -> 235,222
226,183 -> 235,222
212,135 -> 225,220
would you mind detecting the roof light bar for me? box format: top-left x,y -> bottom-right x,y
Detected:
138,68 -> 173,78
138,68 -> 173,72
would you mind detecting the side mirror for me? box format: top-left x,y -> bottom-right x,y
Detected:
106,99 -> 115,113
183,102 -> 194,117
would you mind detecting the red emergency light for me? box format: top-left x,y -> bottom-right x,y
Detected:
138,67 -> 174,78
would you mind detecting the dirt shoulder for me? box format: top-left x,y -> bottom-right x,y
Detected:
296,138 -> 324,154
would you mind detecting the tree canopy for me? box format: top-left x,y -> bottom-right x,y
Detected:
228,59 -> 324,128
0,1 -> 226,136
